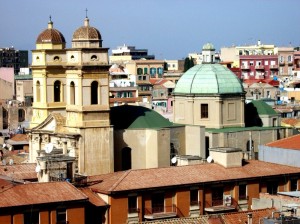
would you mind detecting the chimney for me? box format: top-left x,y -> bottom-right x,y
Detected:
208,147 -> 243,168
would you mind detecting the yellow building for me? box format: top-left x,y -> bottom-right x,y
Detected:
29,17 -> 114,180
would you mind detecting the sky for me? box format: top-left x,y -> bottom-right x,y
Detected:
1,0 -> 300,61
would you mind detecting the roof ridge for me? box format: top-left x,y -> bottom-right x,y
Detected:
109,170 -> 132,192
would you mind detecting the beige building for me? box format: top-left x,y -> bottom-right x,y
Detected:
277,47 -> 294,78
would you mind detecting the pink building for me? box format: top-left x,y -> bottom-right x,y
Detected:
240,55 -> 279,81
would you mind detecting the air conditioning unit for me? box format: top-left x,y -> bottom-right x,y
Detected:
223,195 -> 232,206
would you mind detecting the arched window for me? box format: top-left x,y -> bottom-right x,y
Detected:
91,81 -> 98,105
70,81 -> 75,105
54,80 -> 61,102
157,67 -> 163,78
36,81 -> 41,102
122,147 -> 132,170
144,67 -> 148,74
150,67 -> 157,78
137,68 -> 143,75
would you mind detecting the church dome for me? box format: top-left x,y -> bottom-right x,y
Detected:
202,42 -> 215,50
110,105 -> 174,129
174,64 -> 244,95
36,20 -> 66,44
72,17 -> 102,43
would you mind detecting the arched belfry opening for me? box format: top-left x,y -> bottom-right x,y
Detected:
54,80 -> 62,102
70,81 -> 75,105
91,81 -> 98,104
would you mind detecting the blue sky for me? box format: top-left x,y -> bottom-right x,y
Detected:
1,0 -> 300,61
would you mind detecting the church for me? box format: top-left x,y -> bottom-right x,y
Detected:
28,17 -> 203,182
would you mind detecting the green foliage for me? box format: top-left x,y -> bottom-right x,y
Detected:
184,57 -> 194,72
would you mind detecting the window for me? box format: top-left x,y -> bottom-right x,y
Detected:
280,56 -> 284,62
91,55 -> 98,60
291,179 -> 298,191
56,208 -> 66,224
70,81 -> 75,105
24,210 -> 39,224
288,55 -> 292,62
144,67 -> 148,74
137,68 -> 143,75
152,193 -> 164,213
212,187 -> 223,206
128,195 -> 138,213
239,184 -> 247,200
249,61 -> 254,66
264,61 -> 269,66
150,68 -> 157,78
201,104 -> 208,118
36,81 -> 41,102
53,56 -> 60,61
190,189 -> 199,206
54,80 -> 61,102
267,181 -> 278,195
91,81 -> 98,104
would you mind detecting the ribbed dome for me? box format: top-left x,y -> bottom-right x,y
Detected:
174,64 -> 244,95
72,18 -> 101,41
36,21 -> 66,44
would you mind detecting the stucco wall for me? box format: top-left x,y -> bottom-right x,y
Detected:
259,145 -> 300,167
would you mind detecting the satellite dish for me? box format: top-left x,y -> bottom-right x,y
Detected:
171,157 -> 177,164
45,143 -> 53,153
9,159 -> 13,165
2,143 -> 6,149
35,165 -> 41,173
207,156 -> 213,163
8,146 -> 12,151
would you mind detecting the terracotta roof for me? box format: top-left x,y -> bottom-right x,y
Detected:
10,134 -> 28,142
281,118 -> 300,127
222,208 -> 275,224
79,188 -> 107,207
0,163 -> 37,181
0,181 -> 87,207
266,134 -> 300,150
88,160 -> 300,193
149,78 -> 168,85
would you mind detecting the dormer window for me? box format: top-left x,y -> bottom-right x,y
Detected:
91,55 -> 98,61
54,56 -> 60,61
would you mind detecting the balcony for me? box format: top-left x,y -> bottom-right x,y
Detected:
279,61 -> 285,66
255,65 -> 265,70
204,198 -> 237,213
270,65 -> 279,70
288,61 -> 293,66
241,65 -> 250,70
144,205 -> 177,220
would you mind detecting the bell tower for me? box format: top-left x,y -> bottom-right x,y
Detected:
31,18 -> 67,128
65,17 -> 114,175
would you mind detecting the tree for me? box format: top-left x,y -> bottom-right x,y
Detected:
184,57 -> 194,72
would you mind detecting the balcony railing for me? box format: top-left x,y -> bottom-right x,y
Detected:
144,205 -> 177,219
255,65 -> 265,70
288,61 -> 293,66
128,208 -> 140,214
241,65 -> 250,70
270,65 -> 279,70
279,61 -> 285,66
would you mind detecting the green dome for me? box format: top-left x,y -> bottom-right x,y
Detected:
202,43 -> 215,50
110,105 -> 174,129
174,64 -> 244,95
